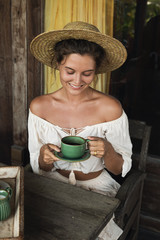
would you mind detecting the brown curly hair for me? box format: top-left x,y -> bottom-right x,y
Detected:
54,39 -> 106,73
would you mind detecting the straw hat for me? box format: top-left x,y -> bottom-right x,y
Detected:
30,21 -> 127,73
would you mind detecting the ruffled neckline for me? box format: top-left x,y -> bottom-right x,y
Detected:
29,109 -> 125,134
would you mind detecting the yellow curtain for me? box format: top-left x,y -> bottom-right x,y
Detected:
44,0 -> 114,94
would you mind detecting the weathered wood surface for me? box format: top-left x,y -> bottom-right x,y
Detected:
142,172 -> 160,214
146,155 -> 160,176
11,0 -> 27,146
0,0 -> 13,165
129,119 -> 152,172
140,155 -> 160,233
24,171 -> 119,240
27,0 -> 44,107
140,213 -> 160,234
138,227 -> 160,240
0,0 -> 44,165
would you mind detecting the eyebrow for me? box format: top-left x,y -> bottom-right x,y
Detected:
65,67 -> 95,72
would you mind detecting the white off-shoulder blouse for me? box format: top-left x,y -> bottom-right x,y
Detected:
28,109 -> 132,178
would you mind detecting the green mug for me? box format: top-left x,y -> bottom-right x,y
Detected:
61,136 -> 90,159
0,187 -> 12,221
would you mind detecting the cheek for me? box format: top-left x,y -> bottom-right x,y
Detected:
84,75 -> 95,84
60,72 -> 70,82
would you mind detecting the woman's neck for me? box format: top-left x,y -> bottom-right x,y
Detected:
60,87 -> 94,105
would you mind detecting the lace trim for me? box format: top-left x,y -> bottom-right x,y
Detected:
60,127 -> 85,136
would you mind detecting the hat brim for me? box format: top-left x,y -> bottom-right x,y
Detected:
30,29 -> 127,74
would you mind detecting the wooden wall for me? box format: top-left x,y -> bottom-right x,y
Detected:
0,0 -> 44,165
0,0 -> 13,165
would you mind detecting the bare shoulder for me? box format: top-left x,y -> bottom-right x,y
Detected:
29,94 -> 52,117
94,90 -> 123,122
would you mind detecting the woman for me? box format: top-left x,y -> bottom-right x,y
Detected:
29,21 -> 132,240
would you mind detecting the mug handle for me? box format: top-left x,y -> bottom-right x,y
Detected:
6,187 -> 12,200
86,139 -> 91,151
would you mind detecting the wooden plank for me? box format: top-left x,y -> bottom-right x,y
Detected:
146,155 -> 160,175
129,120 -> 146,139
140,155 -> 160,232
11,0 -> 27,146
11,145 -> 29,166
118,203 -> 140,240
27,0 -> 44,108
140,213 -> 160,233
138,227 -> 160,240
0,0 -> 13,165
142,173 -> 160,214
24,171 -> 120,240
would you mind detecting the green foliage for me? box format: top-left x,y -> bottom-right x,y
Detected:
114,0 -> 160,42
146,0 -> 160,24
114,0 -> 136,41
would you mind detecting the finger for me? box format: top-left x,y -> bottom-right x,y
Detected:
88,140 -> 100,148
43,157 -> 55,165
89,139 -> 105,150
87,136 -> 100,141
44,155 -> 59,164
48,144 -> 60,152
89,144 -> 104,150
44,149 -> 60,163
90,150 -> 104,158
88,137 -> 104,146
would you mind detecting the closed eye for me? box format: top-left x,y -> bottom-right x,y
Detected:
83,73 -> 92,77
83,70 -> 94,76
65,67 -> 75,75
67,71 -> 74,75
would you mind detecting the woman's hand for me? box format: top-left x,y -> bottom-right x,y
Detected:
39,144 -> 60,171
88,136 -> 124,175
87,136 -> 107,158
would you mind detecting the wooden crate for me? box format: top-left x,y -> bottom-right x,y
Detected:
0,166 -> 24,239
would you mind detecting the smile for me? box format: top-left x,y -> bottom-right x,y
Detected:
69,83 -> 84,89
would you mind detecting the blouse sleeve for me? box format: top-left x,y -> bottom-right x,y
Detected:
28,110 -> 48,175
104,111 -> 132,177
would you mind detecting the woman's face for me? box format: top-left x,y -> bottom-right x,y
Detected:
58,53 -> 96,95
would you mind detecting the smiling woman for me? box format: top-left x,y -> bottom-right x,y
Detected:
28,21 -> 132,240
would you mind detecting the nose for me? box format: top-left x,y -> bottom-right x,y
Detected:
74,73 -> 82,85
